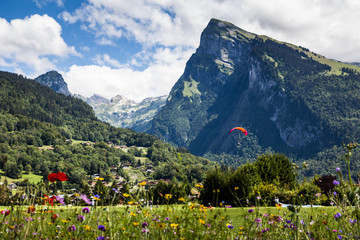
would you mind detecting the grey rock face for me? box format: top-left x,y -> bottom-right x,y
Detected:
34,71 -> 71,95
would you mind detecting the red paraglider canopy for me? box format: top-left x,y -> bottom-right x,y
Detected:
230,127 -> 247,135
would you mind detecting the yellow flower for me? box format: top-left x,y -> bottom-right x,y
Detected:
83,225 -> 91,231
122,227 -> 125,231
199,219 -> 206,224
195,184 -> 203,188
168,209 -> 172,212
158,223 -> 165,229
133,222 -> 140,226
47,222 -> 53,225
128,201 -> 134,205
219,202 -> 223,207
61,220 -> 70,223
199,207 -> 206,212
170,223 -> 179,229
93,197 -> 100,201
189,202 -> 195,210
123,193 -> 130,197
234,187 -> 239,190
164,194 -> 173,200
178,197 -> 185,202
138,181 -> 146,186
275,203 -> 282,210
217,189 -> 220,193
130,212 -> 136,216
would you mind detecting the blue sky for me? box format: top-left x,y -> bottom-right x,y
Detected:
1,0 -> 360,101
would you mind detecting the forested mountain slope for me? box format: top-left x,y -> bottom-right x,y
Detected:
0,71 -> 217,187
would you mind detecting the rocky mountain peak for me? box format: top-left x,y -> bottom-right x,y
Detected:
34,71 -> 71,95
149,18 -> 360,159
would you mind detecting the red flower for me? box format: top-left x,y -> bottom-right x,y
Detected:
51,214 -> 59,223
27,206 -> 36,213
49,196 -> 56,206
48,172 -> 69,182
1,209 -> 10,215
56,172 -> 69,181
48,173 -> 58,182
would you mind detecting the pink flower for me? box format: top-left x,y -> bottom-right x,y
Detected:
56,196 -> 65,205
81,194 -> 92,205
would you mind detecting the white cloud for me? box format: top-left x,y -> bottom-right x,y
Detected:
0,14 -> 78,76
33,0 -> 64,8
60,0 -> 360,62
64,46 -> 192,101
93,54 -> 123,68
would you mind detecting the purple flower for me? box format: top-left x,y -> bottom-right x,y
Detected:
165,217 -> 170,221
68,225 -> 76,232
95,194 -> 100,198
255,218 -> 261,223
142,222 -> 148,227
82,207 -> 90,214
256,196 -> 261,200
112,188 -> 119,193
333,180 -> 340,185
98,225 -> 106,231
81,194 -> 92,205
248,209 -> 254,213
142,228 -> 150,233
350,219 -> 358,223
227,224 -> 234,229
334,213 -> 342,219
262,228 -> 269,233
97,236 -> 105,240
337,235 -> 342,239
336,167 -> 341,172
333,191 -> 337,196
286,220 -> 291,224
77,215 -> 85,222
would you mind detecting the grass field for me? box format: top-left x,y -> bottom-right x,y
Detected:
0,203 -> 352,239
0,170 -> 43,184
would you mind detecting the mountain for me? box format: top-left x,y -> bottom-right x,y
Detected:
34,71 -> 71,95
0,70 -> 216,184
77,94 -> 167,132
148,18 -> 360,161
33,70 -> 166,131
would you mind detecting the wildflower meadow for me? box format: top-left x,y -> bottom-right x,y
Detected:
0,143 -> 359,239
